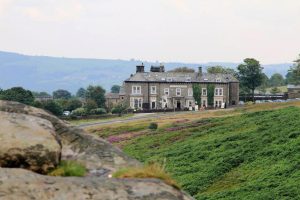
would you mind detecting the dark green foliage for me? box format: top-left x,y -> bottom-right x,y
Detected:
149,122 -> 158,130
270,87 -> 281,94
288,54 -> 300,85
238,58 -> 264,101
53,89 -> 72,99
86,85 -> 106,108
207,84 -> 215,106
123,107 -> 300,199
43,100 -> 63,116
0,87 -> 34,105
76,87 -> 87,98
65,98 -> 82,111
111,103 -> 128,116
71,108 -> 87,116
269,73 -> 285,87
84,99 -> 98,112
89,108 -> 107,115
192,84 -> 201,106
111,85 -> 121,93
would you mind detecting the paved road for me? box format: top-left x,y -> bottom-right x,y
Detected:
77,112 -> 171,128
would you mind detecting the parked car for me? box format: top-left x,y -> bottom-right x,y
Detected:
63,111 -> 71,116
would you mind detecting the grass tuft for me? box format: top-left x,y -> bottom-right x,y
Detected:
48,160 -> 87,177
113,163 -> 180,189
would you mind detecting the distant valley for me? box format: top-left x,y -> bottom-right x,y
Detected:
0,51 -> 292,94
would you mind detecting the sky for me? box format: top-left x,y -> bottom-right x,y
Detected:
0,0 -> 299,64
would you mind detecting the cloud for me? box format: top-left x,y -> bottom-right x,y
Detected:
0,0 -> 14,15
21,1 -> 84,22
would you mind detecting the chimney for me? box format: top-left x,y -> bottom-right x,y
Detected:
136,63 -> 145,73
198,66 -> 203,76
159,64 -> 165,72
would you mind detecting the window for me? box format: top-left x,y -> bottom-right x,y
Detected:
188,88 -> 193,96
186,77 -> 191,82
151,86 -> 156,94
132,86 -> 141,94
202,100 -> 207,107
202,88 -> 207,96
167,77 -> 173,82
164,88 -> 169,96
176,88 -> 181,96
216,78 -> 221,82
215,88 -> 223,96
131,97 -> 143,109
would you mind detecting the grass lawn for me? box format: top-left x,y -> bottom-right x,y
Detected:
86,101 -> 300,199
67,113 -> 134,125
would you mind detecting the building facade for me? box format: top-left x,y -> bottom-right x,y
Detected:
121,64 -> 239,110
287,85 -> 300,99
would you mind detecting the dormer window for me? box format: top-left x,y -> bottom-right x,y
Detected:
167,77 -> 173,82
204,78 -> 208,81
186,77 -> 191,82
216,78 -> 221,82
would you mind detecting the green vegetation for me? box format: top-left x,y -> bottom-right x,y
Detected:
207,84 -> 215,107
192,84 -> 201,106
119,107 -> 300,199
148,122 -> 158,130
0,87 -> 34,105
113,163 -> 180,189
48,160 -> 87,177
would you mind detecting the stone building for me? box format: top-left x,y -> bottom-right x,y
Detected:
287,85 -> 300,99
120,64 -> 239,110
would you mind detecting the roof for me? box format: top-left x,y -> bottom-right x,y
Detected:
105,93 -> 120,99
125,72 -> 238,83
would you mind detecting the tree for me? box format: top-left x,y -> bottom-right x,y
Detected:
111,102 -> 128,116
269,73 -> 285,87
111,85 -> 121,93
84,99 -> 98,112
43,100 -> 63,116
207,66 -> 239,78
76,88 -> 87,98
238,58 -> 264,102
86,85 -> 106,108
53,89 -> 72,99
65,98 -> 82,111
168,67 -> 195,73
288,54 -> 300,85
0,87 -> 35,105
192,84 -> 201,106
257,73 -> 270,94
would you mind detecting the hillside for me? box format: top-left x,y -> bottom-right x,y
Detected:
0,51 -> 292,93
85,102 -> 300,199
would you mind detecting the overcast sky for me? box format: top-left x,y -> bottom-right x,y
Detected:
0,0 -> 299,64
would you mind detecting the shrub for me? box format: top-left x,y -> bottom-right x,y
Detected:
113,163 -> 180,189
71,107 -> 87,116
149,122 -> 158,130
48,160 -> 87,177
89,108 -> 107,115
43,100 -> 63,116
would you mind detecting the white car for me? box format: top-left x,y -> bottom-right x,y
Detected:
63,111 -> 71,116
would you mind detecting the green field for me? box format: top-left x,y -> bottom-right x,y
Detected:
120,107 -> 300,199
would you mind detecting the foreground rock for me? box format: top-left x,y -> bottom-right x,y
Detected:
0,111 -> 61,174
0,168 -> 192,200
0,100 -> 194,200
0,100 -> 139,175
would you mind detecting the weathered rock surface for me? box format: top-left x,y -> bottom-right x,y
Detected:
0,111 -> 61,174
0,100 -> 139,174
0,100 -> 194,200
0,168 -> 193,200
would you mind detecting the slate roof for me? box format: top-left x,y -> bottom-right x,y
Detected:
125,72 -> 238,83
105,93 -> 120,99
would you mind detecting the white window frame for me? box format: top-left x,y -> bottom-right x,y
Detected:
150,86 -> 157,94
202,88 -> 207,96
164,88 -> 169,96
132,85 -> 141,94
215,88 -> 223,96
131,97 -> 143,109
176,88 -> 181,96
188,88 -> 193,97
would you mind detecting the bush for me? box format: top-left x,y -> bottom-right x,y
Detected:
113,163 -> 180,189
149,122 -> 158,130
84,99 -> 98,112
48,160 -> 86,177
43,100 -> 63,116
71,108 -> 87,116
89,108 -> 107,115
